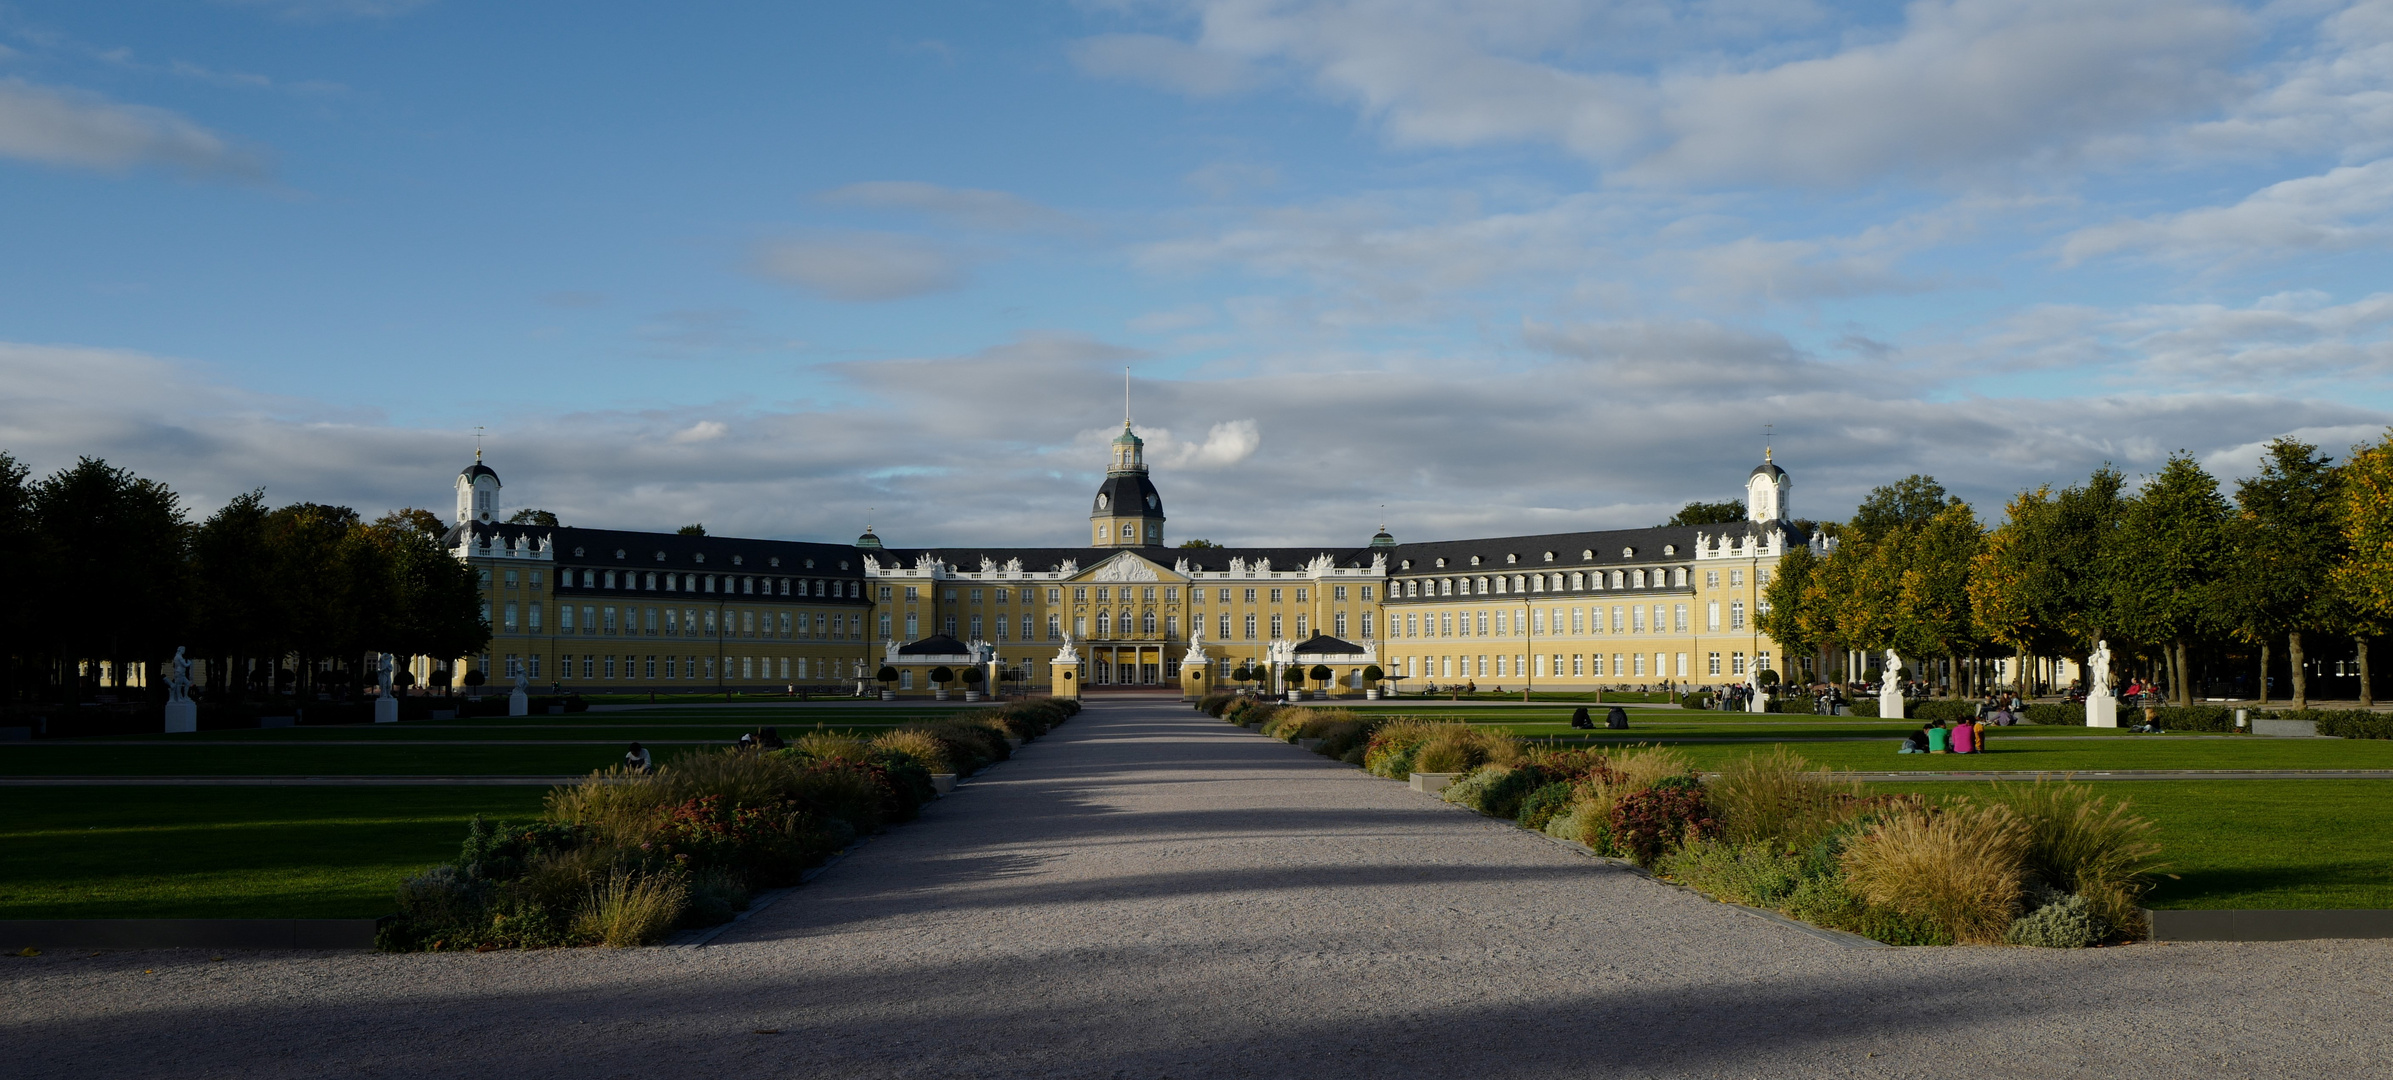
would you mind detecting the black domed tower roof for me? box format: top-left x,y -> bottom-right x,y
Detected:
460,462 -> 500,482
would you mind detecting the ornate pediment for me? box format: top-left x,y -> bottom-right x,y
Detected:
1092,551 -> 1162,582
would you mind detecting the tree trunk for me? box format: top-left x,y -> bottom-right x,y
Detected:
2257,643 -> 2270,706
2178,640 -> 2194,706
2289,631 -> 2307,711
2361,638 -> 2374,708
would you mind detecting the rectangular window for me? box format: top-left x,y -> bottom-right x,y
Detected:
1362,586 -> 1375,601
1571,654 -> 1583,676
1707,602 -> 1721,632
1630,606 -> 1645,633
1730,570 -> 1743,587
1497,612 -> 1510,636
1406,614 -> 1418,638
1269,588 -> 1283,603
778,612 -> 790,635
1244,614 -> 1257,640
1095,587 -> 1109,602
645,608 -> 658,634
686,656 -> 697,679
1243,588 -> 1257,602
1049,615 -> 1062,639
1676,653 -> 1689,677
1609,606 -> 1622,633
603,655 -> 616,679
1048,588 -> 1061,603
603,606 -> 618,633
704,656 -> 715,679
740,656 -> 752,679
779,657 -> 789,679
1294,588 -> 1307,602
900,669 -> 915,689
645,656 -> 656,679
503,602 -> 518,633
906,613 -> 920,638
1592,654 -> 1606,677
1651,604 -> 1666,634
1732,651 -> 1747,675
664,654 -> 676,679
905,586 -> 919,601
1673,604 -> 1688,633
1708,652 -> 1722,676
879,613 -> 893,638
1295,615 -> 1308,637
1074,616 -> 1087,637
702,609 -> 716,635
1730,601 -> 1746,630
1759,652 -> 1771,676
1632,653 -> 1645,677
1333,586 -> 1348,601
1269,614 -> 1283,638
1571,608 -> 1583,634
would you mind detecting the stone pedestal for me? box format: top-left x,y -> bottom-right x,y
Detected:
1748,687 -> 1767,714
1879,684 -> 1904,721
163,700 -> 197,734
2086,693 -> 2118,728
508,688 -> 529,717
374,696 -> 399,724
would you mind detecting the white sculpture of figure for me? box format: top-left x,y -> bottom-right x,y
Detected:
508,666 -> 530,717
2085,639 -> 2118,728
1182,620 -> 1209,666
1879,648 -> 1906,722
1747,673 -> 1767,714
163,645 -> 198,733
374,653 -> 401,724
1053,630 -> 1081,666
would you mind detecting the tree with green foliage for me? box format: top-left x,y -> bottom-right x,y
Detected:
1666,500 -> 1746,527
1969,468 -> 2125,694
1755,544 -> 1821,676
677,523 -> 706,536
33,457 -> 189,702
506,508 -> 561,527
0,452 -> 38,703
2331,430 -> 2393,705
1892,500 -> 1985,694
1177,538 -> 1222,549
2106,455 -> 2232,707
2226,439 -> 2345,709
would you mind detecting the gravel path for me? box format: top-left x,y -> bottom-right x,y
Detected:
6,696 -> 2389,1079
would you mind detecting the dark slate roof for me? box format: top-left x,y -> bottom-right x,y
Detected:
459,462 -> 499,482
896,634 -> 972,657
1092,473 -> 1164,518
1751,460 -> 1787,480
867,546 -> 1386,575
1292,633 -> 1366,655
1385,521 -> 1804,573
446,521 -> 869,576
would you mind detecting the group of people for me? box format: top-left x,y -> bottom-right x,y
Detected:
619,725 -> 787,773
1898,717 -> 1995,755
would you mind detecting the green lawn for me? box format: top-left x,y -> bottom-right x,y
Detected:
1871,780 -> 2393,910
0,787 -> 549,919
1662,736 -> 2393,773
0,744 -> 639,776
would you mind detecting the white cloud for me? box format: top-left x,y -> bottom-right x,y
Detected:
1085,0 -> 2247,187
670,420 -> 730,444
818,181 -> 1073,232
1069,33 -> 1262,97
747,232 -> 970,302
0,78 -> 267,178
1146,418 -> 1262,468
2060,158 -> 2393,264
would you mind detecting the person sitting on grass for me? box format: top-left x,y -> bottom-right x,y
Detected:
1951,718 -> 1977,754
1605,706 -> 1630,730
624,742 -> 652,773
1899,727 -> 1929,753
759,726 -> 786,750
1926,719 -> 1952,754
1570,706 -> 1594,729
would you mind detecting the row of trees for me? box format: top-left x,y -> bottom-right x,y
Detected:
1760,433 -> 2393,708
0,453 -> 490,707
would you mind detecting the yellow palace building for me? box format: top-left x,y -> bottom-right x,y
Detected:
440,422 -> 1819,697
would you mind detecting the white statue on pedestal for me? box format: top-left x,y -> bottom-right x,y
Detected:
1879,648 -> 1906,722
1053,630 -> 1080,666
164,645 -> 198,733
508,667 -> 531,717
2085,639 -> 2118,728
374,653 -> 400,724
1181,621 -> 1209,666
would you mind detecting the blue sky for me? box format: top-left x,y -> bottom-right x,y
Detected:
7,0 -> 2393,546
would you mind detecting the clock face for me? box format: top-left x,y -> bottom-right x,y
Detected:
1096,493 -> 1110,510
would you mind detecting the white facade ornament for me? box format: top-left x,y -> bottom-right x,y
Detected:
1266,639 -> 1296,667
1093,552 -> 1160,582
1173,557 -> 1192,576
884,639 -> 903,663
1182,622 -> 1209,666
1304,553 -> 1336,575
1369,552 -> 1387,571
1228,557 -> 1246,575
913,553 -> 943,572
1057,558 -> 1078,575
1003,557 -> 1022,573
981,556 -> 997,573
1253,557 -> 1271,574
1053,631 -> 1081,666
863,555 -> 881,572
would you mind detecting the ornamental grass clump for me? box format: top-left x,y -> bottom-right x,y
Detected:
1708,747 -> 1867,851
1412,724 -> 1518,774
1839,802 -> 2029,945
1993,778 -> 2163,936
573,868 -> 689,948
1363,718 -> 1451,778
789,729 -> 870,762
871,728 -> 953,774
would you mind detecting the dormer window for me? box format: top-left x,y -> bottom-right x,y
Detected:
573,547 -> 585,557
654,551 -> 665,561
1400,560 -> 1412,570
732,555 -> 743,566
613,549 -> 625,559
1470,555 -> 1481,566
1543,551 -> 1554,562
1505,554 -> 1518,564
1663,544 -> 1676,556
694,553 -> 706,564
805,559 -> 815,568
769,557 -> 780,567
838,560 -> 848,570
1622,547 -> 1636,558
1434,557 -> 1446,567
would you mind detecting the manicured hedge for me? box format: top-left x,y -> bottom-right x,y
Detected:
2273,709 -> 2393,739
2023,703 -> 2085,726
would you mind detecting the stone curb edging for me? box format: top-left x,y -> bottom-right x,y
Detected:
2144,907 -> 2393,942
0,918 -> 381,951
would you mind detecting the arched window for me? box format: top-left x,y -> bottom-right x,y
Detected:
1141,610 -> 1157,635
1096,611 -> 1112,636
1120,609 -> 1132,635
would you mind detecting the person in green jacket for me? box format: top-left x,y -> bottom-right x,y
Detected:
1926,720 -> 1952,754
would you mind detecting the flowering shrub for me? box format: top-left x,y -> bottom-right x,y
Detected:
1607,777 -> 1717,867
